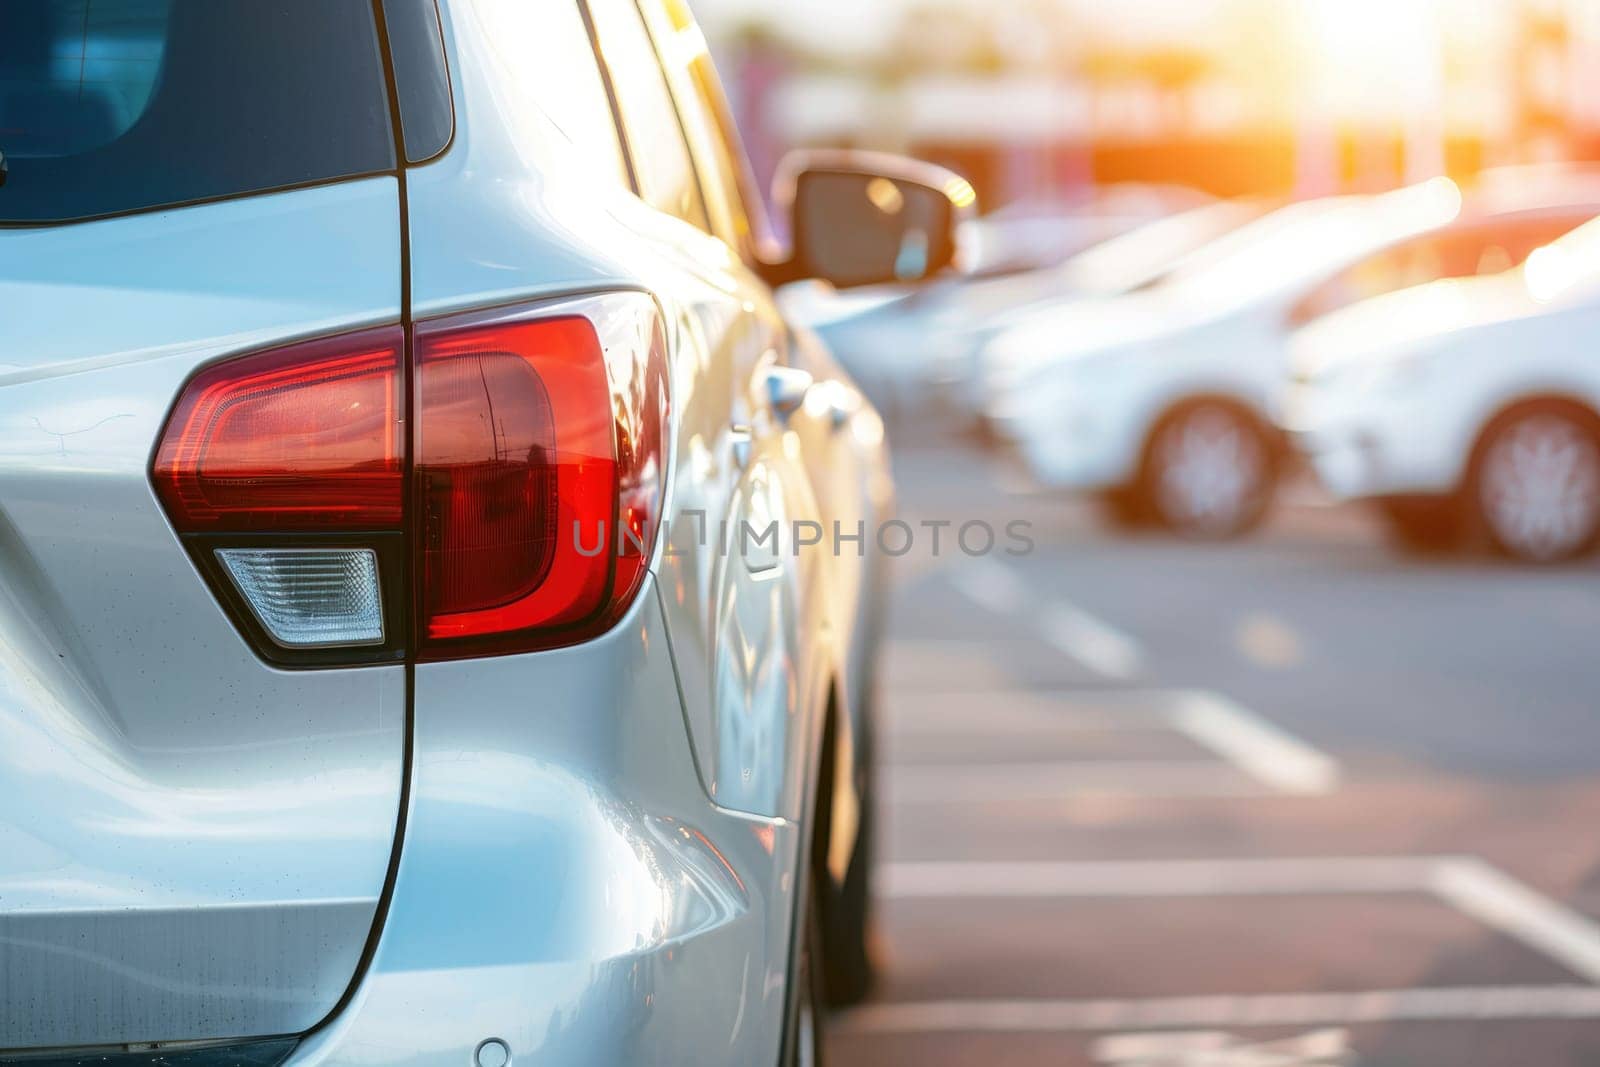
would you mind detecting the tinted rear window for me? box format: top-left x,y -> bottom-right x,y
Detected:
0,0 -> 396,224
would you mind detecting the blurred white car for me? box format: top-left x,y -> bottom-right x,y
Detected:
964,183 -> 1216,275
986,178 -> 1600,537
786,197 -> 1258,422
1288,217 -> 1600,561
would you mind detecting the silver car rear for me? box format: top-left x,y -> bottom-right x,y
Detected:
0,1 -> 410,1050
1,2 -> 912,1063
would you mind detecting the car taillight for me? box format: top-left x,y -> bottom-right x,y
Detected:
416,316 -> 615,652
151,295 -> 669,667
152,328 -> 405,531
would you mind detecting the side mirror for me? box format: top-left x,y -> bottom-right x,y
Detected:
769,150 -> 977,290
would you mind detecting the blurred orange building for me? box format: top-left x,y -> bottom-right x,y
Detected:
700,0 -> 1600,211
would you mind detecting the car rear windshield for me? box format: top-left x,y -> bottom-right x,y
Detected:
0,0 -> 397,225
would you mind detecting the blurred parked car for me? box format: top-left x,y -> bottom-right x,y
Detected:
985,175 -> 1600,537
964,182 -> 1217,276
958,199 -> 1272,422
1288,216 -> 1600,562
785,195 -> 1256,422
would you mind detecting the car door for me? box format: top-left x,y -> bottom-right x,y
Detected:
583,0 -> 833,824
641,0 -> 889,856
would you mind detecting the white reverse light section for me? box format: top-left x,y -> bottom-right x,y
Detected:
217,548 -> 384,648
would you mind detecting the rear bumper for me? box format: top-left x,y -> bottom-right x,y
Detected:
288,578 -> 797,1067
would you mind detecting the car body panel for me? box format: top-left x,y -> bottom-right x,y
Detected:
775,326 -> 893,881
0,179 -> 407,1047
785,328 -> 894,734
995,304 -> 1284,491
1288,272 -> 1600,500
289,580 -> 800,1067
405,0 -> 834,826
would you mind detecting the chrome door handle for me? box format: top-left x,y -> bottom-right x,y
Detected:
764,367 -> 814,423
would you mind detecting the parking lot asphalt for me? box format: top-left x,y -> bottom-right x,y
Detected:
827,437 -> 1600,1066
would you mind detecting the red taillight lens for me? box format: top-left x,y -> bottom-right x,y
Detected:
152,296 -> 669,666
417,317 -> 616,642
153,328 -> 405,531
415,300 -> 669,658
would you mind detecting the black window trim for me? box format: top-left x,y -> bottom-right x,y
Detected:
0,0 -> 431,231
0,167 -> 404,231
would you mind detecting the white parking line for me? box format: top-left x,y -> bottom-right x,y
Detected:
951,559 -> 1144,681
885,702 -> 1170,736
885,762 -> 1271,804
1433,857 -> 1600,985
884,640 -> 1045,693
1040,602 -> 1144,681
836,985 -> 1600,1035
948,558 -> 1027,615
877,855 -> 1600,1002
1170,692 -> 1340,796
879,856 -> 1437,900
1093,1028 -> 1349,1064
883,689 -> 1341,799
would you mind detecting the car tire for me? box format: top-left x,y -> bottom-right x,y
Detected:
1138,401 -> 1276,539
1378,496 -> 1467,554
781,867 -> 828,1067
1472,402 -> 1600,563
812,693 -> 877,1007
821,750 -> 875,1007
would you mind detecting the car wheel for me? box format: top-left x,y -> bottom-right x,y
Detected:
812,695 -> 876,1007
1141,402 -> 1275,538
782,870 -> 828,1067
821,752 -> 875,1007
1473,405 -> 1600,563
1379,497 -> 1467,554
